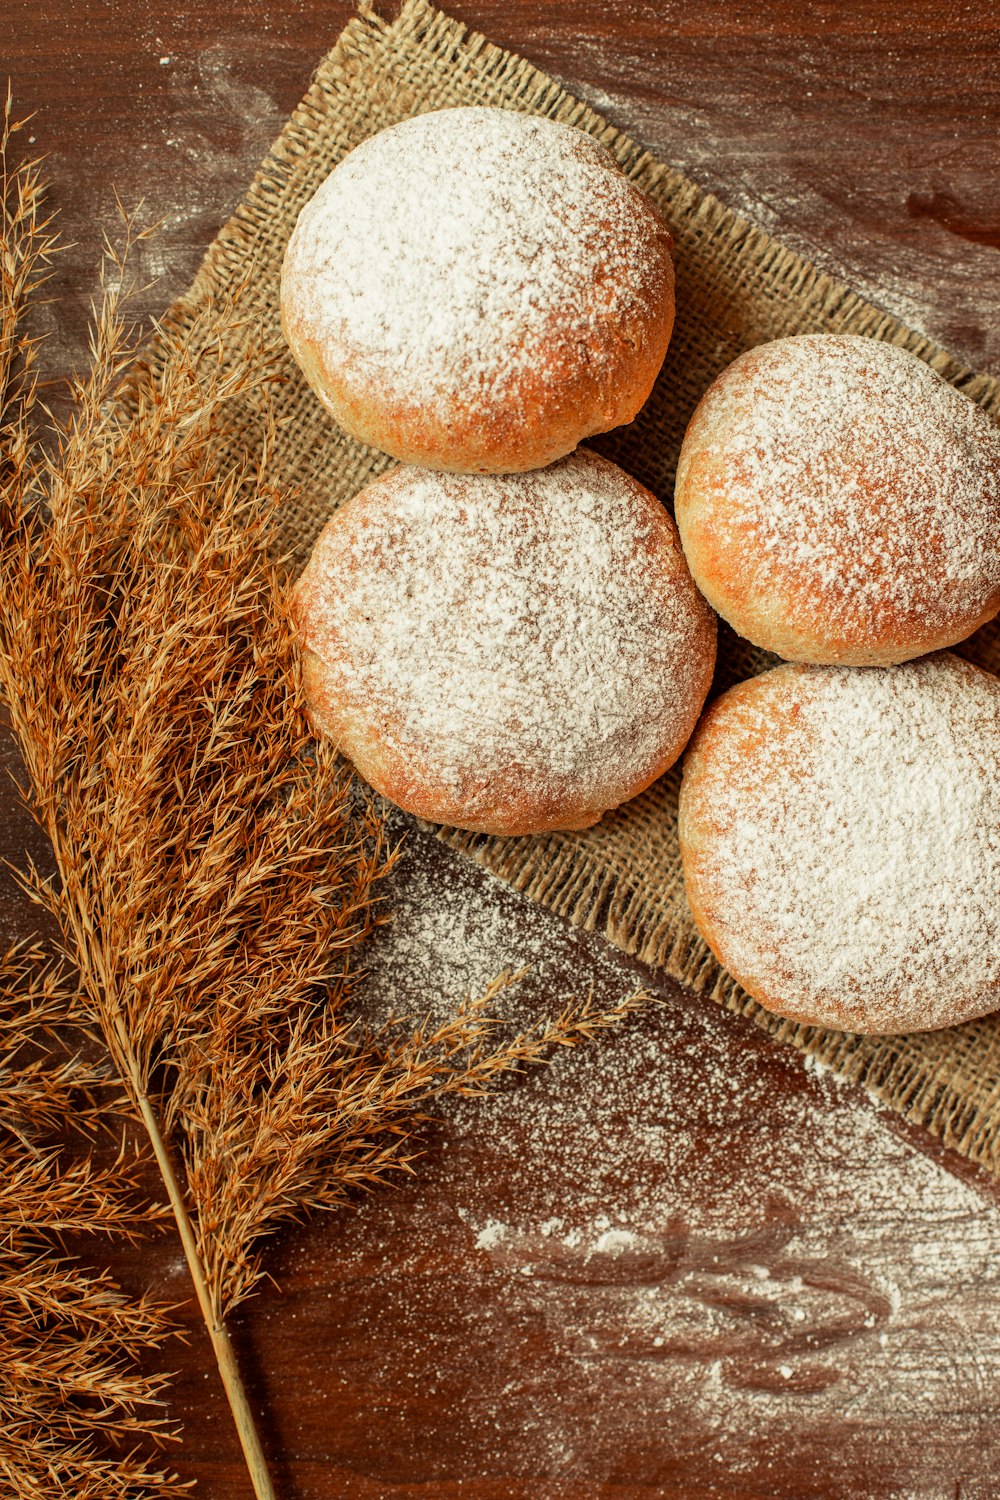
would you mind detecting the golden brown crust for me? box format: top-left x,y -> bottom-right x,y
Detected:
291,453 -> 716,836
281,277 -> 675,475
678,657 -> 1000,1034
279,108 -> 676,474
679,672 -> 822,1024
674,335 -> 1000,666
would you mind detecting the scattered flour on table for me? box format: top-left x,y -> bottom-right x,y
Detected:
301,831 -> 1000,1496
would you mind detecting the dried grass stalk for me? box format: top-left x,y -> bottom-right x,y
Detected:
0,944 -> 183,1499
0,97 -> 650,1497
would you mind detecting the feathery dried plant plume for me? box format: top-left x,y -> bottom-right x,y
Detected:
0,944 -> 183,1500
0,97 -> 650,1496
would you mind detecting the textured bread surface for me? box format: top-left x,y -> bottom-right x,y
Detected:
292,449 -> 716,835
679,653 -> 1000,1034
675,334 -> 1000,665
280,106 -> 675,473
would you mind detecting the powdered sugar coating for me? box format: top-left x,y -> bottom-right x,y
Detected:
280,107 -> 675,472
679,653 -> 1000,1034
293,449 -> 716,834
675,334 -> 1000,665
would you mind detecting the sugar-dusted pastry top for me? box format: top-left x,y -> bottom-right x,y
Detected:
293,449 -> 716,835
679,653 -> 1000,1035
281,106 -> 675,473
675,334 -> 1000,665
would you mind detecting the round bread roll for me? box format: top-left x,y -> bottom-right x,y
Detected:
674,334 -> 1000,665
678,653 -> 1000,1035
292,449 -> 716,835
280,107 -> 675,474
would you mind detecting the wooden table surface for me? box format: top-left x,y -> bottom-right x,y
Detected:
6,3 -> 1000,1497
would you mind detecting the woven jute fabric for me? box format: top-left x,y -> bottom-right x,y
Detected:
157,0 -> 1000,1172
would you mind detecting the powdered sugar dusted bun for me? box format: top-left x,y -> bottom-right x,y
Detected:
674,334 -> 1000,665
678,654 -> 1000,1035
280,107 -> 675,474
292,449 -> 716,835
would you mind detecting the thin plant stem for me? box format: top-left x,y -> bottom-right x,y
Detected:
135,1091 -> 275,1500
54,828 -> 276,1499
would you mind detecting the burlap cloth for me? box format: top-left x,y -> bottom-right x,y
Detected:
159,0 -> 1000,1173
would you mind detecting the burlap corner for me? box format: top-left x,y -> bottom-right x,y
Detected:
154,0 -> 1000,1176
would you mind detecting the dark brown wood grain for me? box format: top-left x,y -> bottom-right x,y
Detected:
5,3 -> 1000,1497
